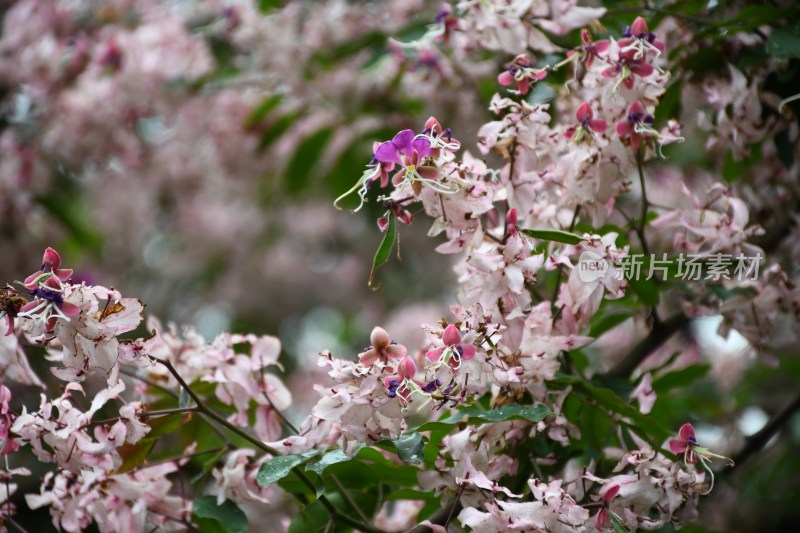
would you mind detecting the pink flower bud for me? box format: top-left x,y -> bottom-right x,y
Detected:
398,356 -> 417,379
42,247 -> 62,270
442,324 -> 462,346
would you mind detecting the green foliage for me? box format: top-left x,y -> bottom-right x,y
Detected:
394,432 -> 425,464
369,213 -> 396,289
192,497 -> 248,533
520,228 -> 584,245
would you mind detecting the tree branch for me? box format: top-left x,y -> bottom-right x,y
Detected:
605,312 -> 690,379
730,390 -> 800,472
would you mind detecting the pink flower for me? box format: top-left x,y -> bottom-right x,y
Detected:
570,29 -> 610,68
23,247 -> 73,289
594,484 -> 620,530
498,55 -> 547,95
564,102 -> 607,142
619,17 -> 665,57
358,327 -> 407,365
668,423 -> 699,464
425,324 -> 476,370
20,249 -> 80,333
615,101 -> 655,150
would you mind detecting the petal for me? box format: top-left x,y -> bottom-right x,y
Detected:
458,344 -> 477,360
604,484 -> 621,502
425,347 -> 444,361
623,76 -> 635,90
594,39 -> 610,53
535,70 -> 547,80
374,141 -> 402,165
616,120 -> 632,137
442,324 -> 462,346
517,78 -> 530,94
497,71 -> 515,86
601,66 -> 617,78
653,39 -> 665,53
417,166 -> 440,180
631,16 -> 649,36
575,102 -> 593,123
678,423 -> 696,441
630,132 -> 641,149
424,116 -> 441,133
391,129 -> 415,150
42,247 -> 62,270
385,343 -> 407,359
411,137 -> 432,159
631,62 -> 654,77
589,119 -> 608,132
630,101 -> 645,115
60,302 -> 81,318
398,356 -> 417,379
370,327 -> 390,348
55,269 -> 74,282
4,316 -> 14,336
358,348 -> 379,365
668,439 -> 687,453
580,28 -> 592,46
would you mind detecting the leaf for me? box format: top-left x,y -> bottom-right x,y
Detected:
286,128 -> 333,195
306,446 -> 361,476
627,277 -> 660,307
256,450 -> 319,488
116,439 -> 156,474
394,433 -> 424,464
589,311 -> 631,338
244,94 -> 283,129
368,214 -> 396,288
652,364 -> 711,393
519,228 -> 583,245
258,111 -> 303,151
192,497 -> 248,533
414,403 -> 552,432
768,25 -> 800,59
288,499 -> 329,533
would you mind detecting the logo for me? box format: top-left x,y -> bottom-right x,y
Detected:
577,250 -> 609,283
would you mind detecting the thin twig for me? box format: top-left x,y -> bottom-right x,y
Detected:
149,357 -> 383,533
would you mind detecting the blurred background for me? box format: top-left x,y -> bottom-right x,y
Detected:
1,0 -> 799,531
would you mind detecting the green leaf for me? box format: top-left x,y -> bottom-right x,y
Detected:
116,439 -> 156,474
286,128 -> 333,195
589,311 -> 631,338
368,214 -> 396,289
520,228 -> 583,245
244,94 -> 283,129
767,25 -> 800,59
256,451 -> 319,488
192,496 -> 248,533
414,403 -> 552,432
306,446 -> 362,476
258,111 -> 303,151
652,364 -> 711,393
394,433 -> 424,464
627,277 -> 660,307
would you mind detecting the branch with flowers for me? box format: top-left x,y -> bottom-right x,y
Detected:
2,1 -> 800,532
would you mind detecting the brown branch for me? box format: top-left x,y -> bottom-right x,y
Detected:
730,390 -> 800,472
605,312 -> 690,379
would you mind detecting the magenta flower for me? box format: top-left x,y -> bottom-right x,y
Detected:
383,355 -> 419,405
668,422 -> 734,494
619,17 -> 665,58
17,248 -> 80,333
358,327 -> 408,365
425,324 -> 476,370
564,102 -> 608,142
498,54 -> 547,95
668,423 -> 699,463
615,101 -> 655,150
24,247 -> 73,289
594,484 -> 620,531
570,29 -> 610,68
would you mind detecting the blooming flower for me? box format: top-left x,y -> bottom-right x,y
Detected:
615,101 -> 655,150
570,29 -> 610,68
358,327 -> 408,366
564,102 -> 608,142
498,54 -> 548,95
17,249 -> 81,334
23,247 -> 73,289
618,17 -> 665,60
425,324 -> 476,370
668,423 -> 734,493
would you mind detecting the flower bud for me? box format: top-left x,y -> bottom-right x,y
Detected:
370,326 -> 390,348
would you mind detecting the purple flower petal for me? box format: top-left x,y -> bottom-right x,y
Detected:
374,141 -> 402,165
392,129 -> 415,150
